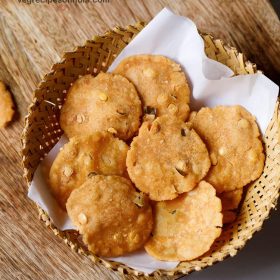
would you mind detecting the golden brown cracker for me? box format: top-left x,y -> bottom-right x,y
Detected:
60,73 -> 142,140
114,55 -> 190,121
66,175 -> 153,257
191,106 -> 265,193
127,115 -> 211,201
144,181 -> 222,261
49,132 -> 128,209
0,81 -> 14,128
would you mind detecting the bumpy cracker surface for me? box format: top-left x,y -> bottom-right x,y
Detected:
49,132 -> 128,209
66,175 -> 153,257
127,115 -> 211,201
190,106 -> 265,193
60,73 -> 142,140
145,181 -> 222,261
0,81 -> 14,128
114,55 -> 190,121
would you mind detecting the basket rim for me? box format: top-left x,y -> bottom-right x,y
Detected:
21,22 -> 280,278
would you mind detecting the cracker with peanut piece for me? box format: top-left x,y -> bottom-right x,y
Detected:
127,115 -> 211,201
49,132 -> 128,209
114,55 -> 190,121
190,106 -> 265,193
60,73 -> 142,141
66,175 -> 153,257
144,181 -> 222,261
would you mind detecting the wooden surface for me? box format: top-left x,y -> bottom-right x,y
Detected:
0,0 -> 279,279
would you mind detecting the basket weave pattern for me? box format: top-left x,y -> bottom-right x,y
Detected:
21,23 -> 280,277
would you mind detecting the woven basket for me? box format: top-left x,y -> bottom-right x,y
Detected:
21,22 -> 280,278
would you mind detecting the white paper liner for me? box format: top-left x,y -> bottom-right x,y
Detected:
28,7 -> 279,274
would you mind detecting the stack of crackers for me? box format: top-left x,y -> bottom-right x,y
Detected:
48,55 -> 265,261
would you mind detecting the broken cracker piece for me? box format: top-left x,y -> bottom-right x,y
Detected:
0,81 -> 15,128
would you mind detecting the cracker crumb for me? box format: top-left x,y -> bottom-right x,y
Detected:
238,118 -> 249,128
78,213 -> 88,225
168,104 -> 178,114
218,147 -> 226,156
63,166 -> 73,177
143,68 -> 155,78
99,92 -> 108,101
84,155 -> 92,166
175,160 -> 187,174
107,127 -> 117,134
76,113 -> 85,124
